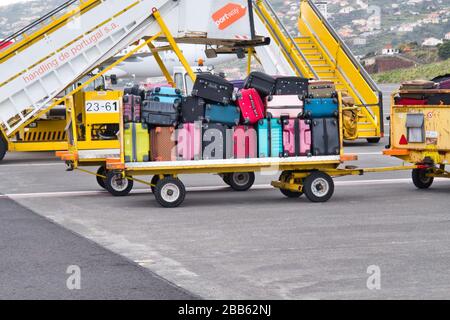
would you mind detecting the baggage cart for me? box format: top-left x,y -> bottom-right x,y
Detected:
384,90 -> 450,189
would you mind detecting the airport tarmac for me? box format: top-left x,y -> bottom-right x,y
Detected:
1,84 -> 450,299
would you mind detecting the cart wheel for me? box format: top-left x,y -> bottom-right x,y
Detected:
227,172 -> 255,191
150,175 -> 160,193
96,166 -> 107,189
303,172 -> 334,203
0,136 -> 7,161
105,171 -> 133,197
412,168 -> 434,189
279,173 -> 303,198
367,138 -> 381,144
222,174 -> 231,186
154,177 -> 186,208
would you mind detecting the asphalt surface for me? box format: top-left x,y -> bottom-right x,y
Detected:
1,84 -> 450,299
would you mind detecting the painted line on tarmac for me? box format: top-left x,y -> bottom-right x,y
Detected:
1,178 -> 446,200
0,162 -> 61,168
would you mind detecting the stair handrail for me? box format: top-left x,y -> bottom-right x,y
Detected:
0,0 -> 79,51
255,0 -> 318,79
305,0 -> 381,95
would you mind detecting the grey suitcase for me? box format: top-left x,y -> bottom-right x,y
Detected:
311,118 -> 340,156
141,100 -> 179,126
202,123 -> 233,160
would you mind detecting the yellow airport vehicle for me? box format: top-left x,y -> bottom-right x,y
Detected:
384,90 -> 450,189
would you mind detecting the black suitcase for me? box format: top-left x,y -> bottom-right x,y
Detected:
125,84 -> 146,101
427,93 -> 450,105
274,76 -> 309,97
244,71 -> 276,97
180,96 -> 206,122
141,100 -> 179,126
311,118 -> 340,156
191,74 -> 234,105
202,123 -> 233,160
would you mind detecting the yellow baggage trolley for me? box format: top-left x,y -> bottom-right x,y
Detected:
58,92 -> 367,207
384,89 -> 450,188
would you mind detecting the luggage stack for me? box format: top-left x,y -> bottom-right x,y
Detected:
122,72 -> 343,163
395,80 -> 450,106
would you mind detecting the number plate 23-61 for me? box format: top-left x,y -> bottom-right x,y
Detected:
85,100 -> 120,113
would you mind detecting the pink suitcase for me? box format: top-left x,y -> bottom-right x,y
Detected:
233,126 -> 257,159
123,94 -> 141,123
282,119 -> 311,157
176,121 -> 202,160
236,88 -> 265,124
266,95 -> 303,119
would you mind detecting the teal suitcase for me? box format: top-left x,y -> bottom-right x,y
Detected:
257,118 -> 283,158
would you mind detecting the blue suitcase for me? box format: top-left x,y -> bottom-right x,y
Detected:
149,87 -> 182,104
205,103 -> 241,126
304,98 -> 338,118
257,118 -> 283,158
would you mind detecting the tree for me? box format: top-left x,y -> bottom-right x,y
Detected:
438,41 -> 450,60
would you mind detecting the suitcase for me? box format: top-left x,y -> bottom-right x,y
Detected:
437,79 -> 450,89
123,94 -> 142,123
205,103 -> 241,126
150,127 -> 176,161
176,121 -> 202,161
400,80 -> 436,90
202,123 -> 233,160
304,98 -> 339,118
311,118 -> 340,156
230,79 -> 245,90
282,119 -> 311,157
395,97 -> 427,106
427,94 -> 450,105
124,123 -> 150,162
244,71 -> 276,97
257,118 -> 283,158
191,74 -> 234,105
124,84 -> 145,100
148,87 -> 182,104
266,95 -> 304,119
141,101 -> 179,126
308,80 -> 337,98
180,96 -> 206,123
274,77 -> 308,96
233,126 -> 257,159
236,88 -> 265,124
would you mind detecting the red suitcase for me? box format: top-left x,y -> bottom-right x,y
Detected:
395,98 -> 427,106
123,94 -> 141,123
282,119 -> 311,157
233,126 -> 257,159
176,121 -> 202,161
236,88 -> 265,124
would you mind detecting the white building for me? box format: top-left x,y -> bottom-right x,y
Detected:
422,37 -> 444,47
382,45 -> 399,55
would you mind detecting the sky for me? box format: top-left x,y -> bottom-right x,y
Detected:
0,0 -> 35,7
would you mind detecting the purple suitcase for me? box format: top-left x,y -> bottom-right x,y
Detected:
282,119 -> 311,157
266,95 -> 303,119
176,121 -> 202,161
438,79 -> 450,89
123,94 -> 141,123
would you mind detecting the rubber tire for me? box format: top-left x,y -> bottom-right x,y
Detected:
367,138 -> 381,144
303,172 -> 335,203
412,168 -> 434,189
279,172 -> 303,198
0,136 -> 7,162
280,188 -> 303,198
105,171 -> 133,197
96,166 -> 107,189
151,175 -> 160,193
227,172 -> 255,192
154,177 -> 186,208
